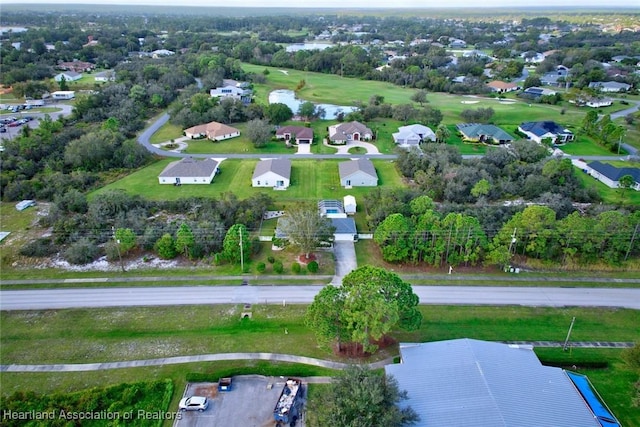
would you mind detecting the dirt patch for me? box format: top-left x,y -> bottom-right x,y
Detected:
334,335 -> 397,358
190,383 -> 218,399
297,253 -> 317,264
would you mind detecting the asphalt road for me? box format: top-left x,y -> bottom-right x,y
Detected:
1,285 -> 639,310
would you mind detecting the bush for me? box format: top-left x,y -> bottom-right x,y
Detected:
19,238 -> 57,257
64,238 -> 100,265
291,262 -> 301,273
307,260 -> 319,273
273,260 -> 284,274
256,262 -> 266,273
267,256 -> 275,264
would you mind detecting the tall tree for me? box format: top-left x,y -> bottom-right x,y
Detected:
264,103 -> 293,124
278,202 -> 334,259
435,124 -> 450,143
222,224 -> 251,265
306,366 -> 419,427
114,227 -> 137,255
410,89 -> 428,106
175,222 -> 196,259
245,118 -> 272,148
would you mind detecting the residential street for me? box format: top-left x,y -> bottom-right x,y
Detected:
1,285 -> 639,310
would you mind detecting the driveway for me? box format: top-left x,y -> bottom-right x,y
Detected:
323,139 -> 381,155
331,241 -> 357,285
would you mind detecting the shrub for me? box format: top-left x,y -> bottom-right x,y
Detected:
256,262 -> 266,273
273,260 -> 284,274
291,262 -> 301,273
307,260 -> 319,273
267,256 -> 275,264
64,238 -> 100,265
19,238 -> 57,257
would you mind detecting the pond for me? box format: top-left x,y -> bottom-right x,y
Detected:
268,89 -> 357,119
285,43 -> 334,53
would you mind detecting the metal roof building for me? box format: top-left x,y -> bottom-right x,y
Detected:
385,339 -> 603,427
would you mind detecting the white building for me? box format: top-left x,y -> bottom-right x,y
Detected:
158,158 -> 219,185
343,195 -> 356,215
51,91 -> 75,100
251,158 -> 291,189
392,124 -> 436,146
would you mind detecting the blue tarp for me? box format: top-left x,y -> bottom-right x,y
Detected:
566,371 -> 620,427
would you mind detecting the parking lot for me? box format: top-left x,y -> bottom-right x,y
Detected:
174,376 -> 305,427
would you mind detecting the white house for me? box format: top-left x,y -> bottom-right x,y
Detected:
54,72 -> 82,82
338,158 -> 378,187
51,91 -> 75,100
584,161 -> 640,191
518,121 -> 574,144
210,81 -> 252,104
583,97 -> 613,108
331,217 -> 358,241
251,158 -> 291,189
94,70 -> 116,82
392,124 -> 436,146
184,121 -> 240,141
343,195 -> 356,215
588,81 -> 632,92
158,157 -> 219,185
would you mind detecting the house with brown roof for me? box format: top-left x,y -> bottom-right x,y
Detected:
184,122 -> 240,141
486,80 -> 520,93
57,60 -> 95,73
328,121 -> 373,144
158,157 -> 219,185
275,126 -> 313,144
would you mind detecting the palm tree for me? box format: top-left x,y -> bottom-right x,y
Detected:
435,124 -> 451,143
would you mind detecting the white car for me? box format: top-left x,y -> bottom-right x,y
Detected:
179,396 -> 209,412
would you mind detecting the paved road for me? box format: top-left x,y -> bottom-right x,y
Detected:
2,285 -> 639,310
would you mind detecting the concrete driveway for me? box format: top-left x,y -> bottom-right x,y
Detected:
331,241 -> 357,285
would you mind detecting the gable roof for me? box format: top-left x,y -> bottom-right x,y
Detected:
386,339 -> 602,427
519,121 -> 573,137
588,81 -> 631,90
457,123 -> 514,142
56,71 -> 81,78
331,217 -> 356,234
275,126 -> 314,140
588,161 -> 640,182
252,158 -> 291,180
338,158 -> 377,180
184,121 -> 240,139
159,158 -> 218,178
329,121 -> 372,141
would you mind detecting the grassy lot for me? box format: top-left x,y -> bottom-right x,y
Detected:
91,158 -> 406,202
1,304 -> 638,425
560,134 -> 622,156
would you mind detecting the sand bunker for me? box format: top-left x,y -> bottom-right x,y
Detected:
278,70 -> 289,75
461,100 -> 480,104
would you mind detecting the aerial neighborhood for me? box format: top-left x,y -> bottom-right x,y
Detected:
1,4 -> 639,427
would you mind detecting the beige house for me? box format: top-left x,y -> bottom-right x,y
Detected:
184,122 -> 240,141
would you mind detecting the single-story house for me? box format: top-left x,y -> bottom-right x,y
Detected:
51,91 -> 75,100
184,121 -> 240,141
386,339 -> 618,427
392,124 -> 436,146
15,200 -> 36,211
457,123 -> 514,144
522,86 -> 557,98
449,38 -> 466,48
252,158 -> 291,189
210,82 -> 252,104
330,217 -> 358,241
94,70 -> 116,82
328,121 -> 373,144
338,158 -> 378,187
158,157 -> 219,185
580,97 -> 613,108
54,72 -> 82,82
275,126 -> 313,144
151,49 -> 175,57
343,195 -> 356,215
486,80 -> 520,93
585,161 -> 640,191
588,81 -> 632,92
518,121 -> 574,144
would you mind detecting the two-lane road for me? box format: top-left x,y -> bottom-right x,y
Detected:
1,285 -> 639,310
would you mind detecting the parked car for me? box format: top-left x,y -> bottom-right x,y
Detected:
179,396 -> 209,412
7,121 -> 21,127
0,126 -> 6,133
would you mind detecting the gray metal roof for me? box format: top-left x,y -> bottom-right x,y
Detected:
386,339 -> 601,427
252,158 -> 291,180
159,158 -> 218,178
338,158 -> 377,180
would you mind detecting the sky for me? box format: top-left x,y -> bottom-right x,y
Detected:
7,0 -> 640,7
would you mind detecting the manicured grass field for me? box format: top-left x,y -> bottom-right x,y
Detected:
559,135 -> 620,156
574,166 -> 640,206
91,158 -> 406,202
1,304 -> 638,425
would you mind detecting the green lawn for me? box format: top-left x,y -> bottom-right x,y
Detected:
574,166 -> 640,206
91,158 -> 405,202
560,134 -> 621,156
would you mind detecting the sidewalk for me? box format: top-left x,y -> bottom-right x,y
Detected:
1,342 -> 632,372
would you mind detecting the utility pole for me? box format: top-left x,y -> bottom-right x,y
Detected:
563,317 -> 576,351
239,227 -> 244,274
112,226 -> 125,273
506,228 -> 517,271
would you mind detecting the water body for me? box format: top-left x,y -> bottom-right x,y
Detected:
268,89 -> 357,119
285,42 -> 334,53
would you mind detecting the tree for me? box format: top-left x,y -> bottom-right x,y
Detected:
374,213 -> 412,262
471,178 -> 491,199
410,89 -> 428,106
114,228 -> 137,255
298,101 -> 316,121
306,365 -> 419,427
154,233 -> 177,259
58,75 -> 68,91
222,224 -> 251,265
264,103 -> 293,124
392,104 -> 417,123
245,118 -> 272,148
175,222 -> 196,259
618,175 -> 635,199
435,124 -> 450,143
278,202 -> 334,259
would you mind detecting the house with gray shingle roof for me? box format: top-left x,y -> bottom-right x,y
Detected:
588,81 -> 631,93
585,161 -> 640,191
328,121 -> 373,144
386,339 -> 613,427
54,71 -> 82,82
338,158 -> 378,187
275,126 -> 314,144
252,158 -> 291,189
158,157 -> 219,185
457,123 -> 514,144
